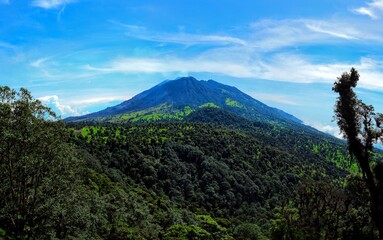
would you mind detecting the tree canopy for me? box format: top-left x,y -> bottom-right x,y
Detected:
0,87 -> 86,239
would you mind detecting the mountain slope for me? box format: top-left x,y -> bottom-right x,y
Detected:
65,77 -> 301,124
69,121 -> 349,222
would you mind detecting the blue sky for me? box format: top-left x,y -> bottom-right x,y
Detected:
2,0 -> 383,137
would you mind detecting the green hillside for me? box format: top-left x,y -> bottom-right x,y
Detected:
62,115 -> 371,239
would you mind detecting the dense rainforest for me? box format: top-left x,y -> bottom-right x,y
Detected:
0,86 -> 379,239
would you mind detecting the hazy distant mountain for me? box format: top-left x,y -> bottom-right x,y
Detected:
65,76 -> 302,124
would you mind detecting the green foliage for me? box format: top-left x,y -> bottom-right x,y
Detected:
196,215 -> 228,238
199,102 -> 220,108
270,205 -> 304,240
270,179 -> 374,240
164,225 -> 210,239
0,87 -> 91,239
234,223 -> 269,240
310,143 -> 357,174
0,228 -> 6,237
164,214 -> 232,240
103,105 -> 195,123
66,117 -> 353,239
225,98 -> 245,108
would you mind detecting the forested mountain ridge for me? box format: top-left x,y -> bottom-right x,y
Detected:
185,107 -> 358,172
65,115 -> 368,239
65,77 -> 301,124
1,86 -> 377,239
63,103 -> 377,238
61,77 -> 373,238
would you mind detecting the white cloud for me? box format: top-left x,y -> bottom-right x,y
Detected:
353,58 -> 383,90
37,94 -> 128,118
305,122 -> 343,139
354,7 -> 378,19
353,0 -> 383,19
31,0 -> 75,9
38,95 -> 79,116
66,96 -> 127,105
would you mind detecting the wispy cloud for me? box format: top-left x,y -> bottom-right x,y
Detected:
108,20 -> 146,31
111,18 -> 383,51
305,22 -> 358,40
31,0 -> 76,9
256,53 -> 345,83
248,19 -> 365,51
249,19 -> 317,50
110,20 -> 247,46
251,93 -> 300,106
85,57 -> 256,78
133,32 -> 247,46
0,41 -> 16,50
353,0 -> 383,19
30,57 -> 50,68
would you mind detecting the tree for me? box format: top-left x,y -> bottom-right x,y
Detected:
333,68 -> 383,238
0,87 -> 86,239
270,179 -> 373,240
164,224 -> 211,240
233,223 -> 268,240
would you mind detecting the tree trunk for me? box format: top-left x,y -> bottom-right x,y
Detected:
374,185 -> 383,239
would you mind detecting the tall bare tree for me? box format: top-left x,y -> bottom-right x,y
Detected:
333,68 -> 383,238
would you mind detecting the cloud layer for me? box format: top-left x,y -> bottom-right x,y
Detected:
83,17 -> 383,91
85,54 -> 383,91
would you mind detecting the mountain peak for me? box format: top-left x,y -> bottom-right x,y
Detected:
65,77 -> 302,124
175,76 -> 198,81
